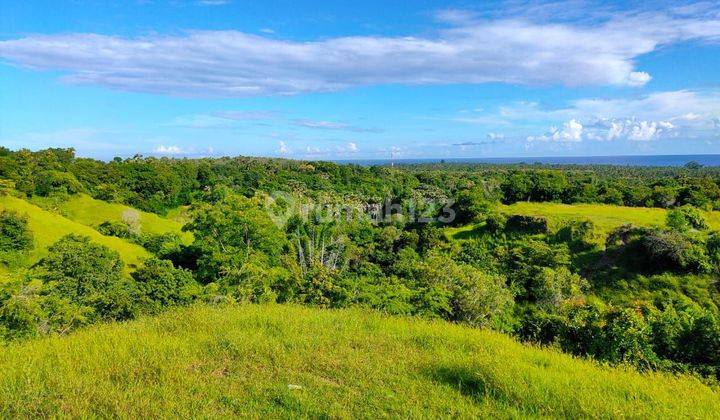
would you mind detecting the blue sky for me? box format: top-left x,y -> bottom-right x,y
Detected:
0,0 -> 719,160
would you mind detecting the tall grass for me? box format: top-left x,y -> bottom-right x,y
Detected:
0,304 -> 717,417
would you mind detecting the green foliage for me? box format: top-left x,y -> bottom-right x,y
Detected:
2,146 -> 720,384
506,215 -> 549,234
0,210 -> 33,252
131,258 -> 199,312
667,205 -> 709,231
184,192 -> 287,283
36,234 -> 137,320
96,220 -> 136,239
34,170 -> 83,196
531,267 -> 588,310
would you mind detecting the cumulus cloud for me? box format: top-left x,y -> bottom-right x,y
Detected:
528,119 -> 583,142
592,118 -> 675,141
153,145 -> 184,155
469,90 -> 720,143
277,141 -> 290,155
1,8 -> 719,97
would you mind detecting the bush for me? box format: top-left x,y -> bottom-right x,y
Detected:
639,230 -> 709,273
96,220 -> 135,239
0,210 -> 33,252
132,258 -> 199,312
34,170 -> 83,196
666,205 -> 708,232
530,267 -> 588,310
37,234 -> 136,320
506,215 -> 548,234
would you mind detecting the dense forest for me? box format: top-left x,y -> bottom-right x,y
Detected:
1,147 -> 720,382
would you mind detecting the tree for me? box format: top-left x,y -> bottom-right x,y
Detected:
132,258 -> 199,312
185,192 -> 288,283
37,234 -> 136,320
530,267 -> 588,310
666,205 -> 708,232
0,210 -> 33,252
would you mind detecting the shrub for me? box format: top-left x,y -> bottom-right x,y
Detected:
639,230 -> 709,272
666,205 -> 708,232
37,234 -> 136,320
506,215 -> 548,234
96,220 -> 135,239
530,267 -> 588,310
132,258 -> 199,312
0,210 -> 33,253
34,170 -> 83,196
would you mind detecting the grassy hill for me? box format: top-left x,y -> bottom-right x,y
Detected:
0,304 -> 717,417
0,195 -> 150,272
31,193 -> 192,243
447,202 -> 720,241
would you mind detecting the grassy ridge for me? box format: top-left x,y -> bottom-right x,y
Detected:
31,193 -> 192,243
447,202 -> 720,241
0,304 -> 717,417
0,195 -> 150,272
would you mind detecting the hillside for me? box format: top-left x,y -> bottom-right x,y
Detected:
0,195 -> 150,272
447,202 -> 720,241
0,304 -> 717,418
30,193 -> 192,243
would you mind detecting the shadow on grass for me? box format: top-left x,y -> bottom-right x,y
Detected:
423,364 -> 491,402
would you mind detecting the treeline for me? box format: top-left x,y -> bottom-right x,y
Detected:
1,147 -> 720,213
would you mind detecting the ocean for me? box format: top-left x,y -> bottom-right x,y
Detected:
336,154 -> 720,167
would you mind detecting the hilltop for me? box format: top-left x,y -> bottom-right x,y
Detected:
0,304 -> 718,418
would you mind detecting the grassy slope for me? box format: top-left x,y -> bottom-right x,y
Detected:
32,193 -> 192,243
447,202 -> 720,240
0,304 -> 717,418
0,195 -> 150,272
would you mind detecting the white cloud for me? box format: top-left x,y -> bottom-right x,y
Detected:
169,110 -> 276,128
468,90 -> 720,143
1,8 -> 719,97
277,141 -> 290,155
346,142 -> 358,152
153,145 -> 183,155
195,0 -> 231,6
528,119 -> 583,142
294,119 -> 381,133
295,120 -> 348,130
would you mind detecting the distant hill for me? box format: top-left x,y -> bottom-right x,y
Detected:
0,195 -> 150,273
31,193 -> 192,243
447,201 -> 720,241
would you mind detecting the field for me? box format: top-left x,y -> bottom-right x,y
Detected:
31,193 -> 192,243
0,195 -> 150,272
0,304 -> 717,417
447,202 -> 720,241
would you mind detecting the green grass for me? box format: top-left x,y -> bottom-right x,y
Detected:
31,193 -> 192,243
0,304 -> 717,417
446,202 -> 720,241
0,195 -> 150,272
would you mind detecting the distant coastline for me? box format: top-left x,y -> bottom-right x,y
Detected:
335,154 -> 720,167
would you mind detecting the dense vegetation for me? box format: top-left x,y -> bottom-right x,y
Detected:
1,147 -> 720,385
